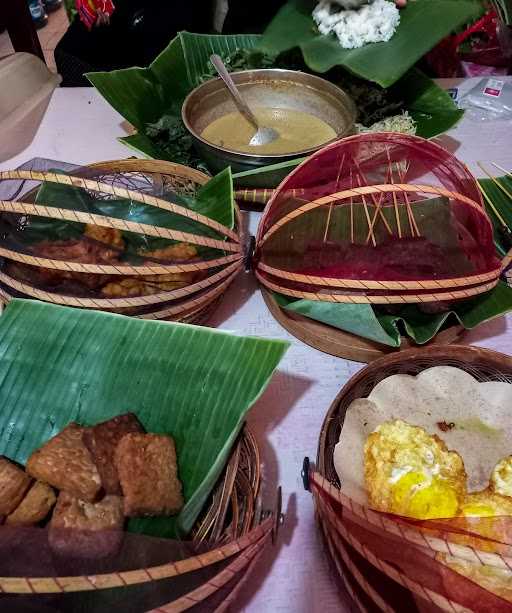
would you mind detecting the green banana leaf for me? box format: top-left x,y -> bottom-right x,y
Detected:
260,0 -> 484,87
89,32 -> 464,176
276,281 -> 512,348
0,300 -> 288,537
390,68 -> 464,139
87,33 -> 261,162
479,174 -> 512,256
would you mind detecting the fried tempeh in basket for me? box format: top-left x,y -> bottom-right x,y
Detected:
0,457 -> 32,516
115,433 -> 184,516
5,481 -> 56,526
83,413 -> 144,494
27,423 -> 101,502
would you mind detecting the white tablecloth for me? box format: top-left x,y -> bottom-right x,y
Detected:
2,78 -> 512,613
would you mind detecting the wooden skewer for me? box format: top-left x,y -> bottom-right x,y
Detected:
478,162 -> 512,201
366,164 -> 391,243
396,164 -> 420,238
323,153 -> 345,243
478,181 -> 508,227
355,173 -> 377,247
354,160 -> 393,243
491,162 -> 512,180
350,170 -> 354,244
386,148 -> 402,239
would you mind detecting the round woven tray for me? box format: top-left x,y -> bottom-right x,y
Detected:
0,159 -> 243,325
262,288 -> 464,363
0,426 -> 282,612
314,345 -> 512,612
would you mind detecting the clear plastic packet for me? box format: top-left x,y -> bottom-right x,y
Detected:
459,77 -> 512,120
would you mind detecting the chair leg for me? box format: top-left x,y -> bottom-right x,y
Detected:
4,0 -> 45,63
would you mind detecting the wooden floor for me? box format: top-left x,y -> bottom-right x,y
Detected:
0,3 -> 68,72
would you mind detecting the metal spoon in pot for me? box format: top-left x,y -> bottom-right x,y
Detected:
209,54 -> 279,148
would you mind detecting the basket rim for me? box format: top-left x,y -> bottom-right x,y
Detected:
0,427 -> 273,595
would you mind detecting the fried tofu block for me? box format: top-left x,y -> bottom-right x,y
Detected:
49,492 -> 124,559
0,457 -> 32,516
26,423 -> 101,502
6,481 -> 56,526
83,413 -> 144,494
114,433 -> 183,517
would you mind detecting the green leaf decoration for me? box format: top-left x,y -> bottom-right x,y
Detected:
260,0 -> 484,87
0,300 -> 288,537
277,282 -> 512,348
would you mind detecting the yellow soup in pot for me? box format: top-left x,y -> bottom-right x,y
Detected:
200,107 -> 337,155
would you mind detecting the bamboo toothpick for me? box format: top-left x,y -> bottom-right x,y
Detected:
478,181 -> 508,227
396,164 -> 421,238
350,169 -> 354,244
323,154 -> 345,242
355,173 -> 377,247
478,162 -> 512,200
491,161 -> 512,181
354,160 -> 393,242
386,148 -> 402,239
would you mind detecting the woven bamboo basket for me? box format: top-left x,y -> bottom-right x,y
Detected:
308,345 -> 512,613
0,159 -> 243,323
253,134 -> 512,361
0,426 -> 283,612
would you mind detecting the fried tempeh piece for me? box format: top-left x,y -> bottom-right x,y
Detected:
114,433 -> 184,517
26,423 -> 101,502
6,481 -> 56,526
83,413 -> 144,494
0,457 -> 32,516
49,491 -> 124,559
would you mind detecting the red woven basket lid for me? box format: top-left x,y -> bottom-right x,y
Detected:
255,133 -> 504,305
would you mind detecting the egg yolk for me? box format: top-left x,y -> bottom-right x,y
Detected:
462,504 -> 495,517
391,471 -> 459,519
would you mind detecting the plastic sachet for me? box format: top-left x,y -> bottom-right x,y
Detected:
459,77 -> 512,120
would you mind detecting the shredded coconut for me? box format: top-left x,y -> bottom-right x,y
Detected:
356,112 -> 417,135
313,0 -> 400,49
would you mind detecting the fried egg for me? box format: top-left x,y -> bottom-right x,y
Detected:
364,420 -> 466,519
437,553 -> 512,603
490,455 -> 512,498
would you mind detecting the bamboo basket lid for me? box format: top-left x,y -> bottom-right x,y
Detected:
309,345 -> 512,612
253,134 -> 512,360
0,159 -> 243,324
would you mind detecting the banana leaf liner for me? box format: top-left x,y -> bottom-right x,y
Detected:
0,159 -> 243,323
87,31 -> 465,187
0,299 -> 288,610
310,345 -> 512,612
